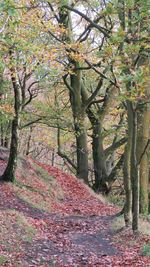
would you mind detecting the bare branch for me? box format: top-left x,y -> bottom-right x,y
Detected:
77,15 -> 104,43
85,78 -> 103,108
63,74 -> 74,93
87,98 -> 105,108
63,5 -> 110,37
20,118 -> 43,129
47,3 -> 60,23
105,154 -> 124,183
57,128 -> 77,170
84,59 -> 117,86
105,137 -> 127,158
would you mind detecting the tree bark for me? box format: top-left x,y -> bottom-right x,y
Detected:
123,144 -> 132,227
59,3 -> 89,183
92,119 -> 107,190
137,104 -> 150,214
70,72 -> 89,183
137,54 -> 150,215
130,104 -> 139,232
123,101 -> 132,227
1,116 -> 19,182
81,86 -> 106,189
75,117 -> 88,183
26,126 -> 33,156
1,51 -> 21,182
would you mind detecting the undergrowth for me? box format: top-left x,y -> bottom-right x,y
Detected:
141,244 -> 150,257
112,215 -> 150,235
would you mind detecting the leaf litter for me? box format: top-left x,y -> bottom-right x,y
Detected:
0,158 -> 149,266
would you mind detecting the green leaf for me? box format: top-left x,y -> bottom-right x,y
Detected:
8,7 -> 17,16
0,3 -> 5,11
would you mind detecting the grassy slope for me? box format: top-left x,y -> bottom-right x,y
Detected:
0,154 -> 64,266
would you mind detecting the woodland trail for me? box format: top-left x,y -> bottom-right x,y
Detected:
22,213 -> 118,266
0,188 -> 119,267
0,158 -> 150,266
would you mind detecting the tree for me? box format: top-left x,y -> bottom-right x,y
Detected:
42,1 -> 126,187
0,1 -> 53,181
116,0 -> 149,231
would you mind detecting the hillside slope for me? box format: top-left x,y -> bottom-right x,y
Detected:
0,149 -> 150,266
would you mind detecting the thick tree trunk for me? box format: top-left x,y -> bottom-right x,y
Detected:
26,126 -> 33,156
92,119 -> 107,191
1,52 -> 21,182
59,3 -> 89,183
81,85 -> 121,192
80,86 -> 107,190
70,72 -> 89,183
140,148 -> 149,214
124,101 -> 139,231
123,144 -> 132,227
137,104 -> 150,214
130,105 -> 139,232
123,101 -> 132,227
1,116 -> 19,182
75,117 -> 88,183
136,49 -> 150,215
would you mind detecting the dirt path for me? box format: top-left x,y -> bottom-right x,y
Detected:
22,213 -> 118,266
0,157 -> 150,266
0,179 -> 119,266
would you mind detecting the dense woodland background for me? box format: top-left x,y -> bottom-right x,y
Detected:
0,0 -> 149,234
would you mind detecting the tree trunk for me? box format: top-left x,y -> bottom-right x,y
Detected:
123,101 -> 132,227
4,121 -> 11,148
80,85 -> 106,190
123,144 -> 132,227
75,118 -> 88,183
137,104 -> 150,214
136,50 -> 150,214
124,101 -> 139,231
72,101 -> 88,183
1,125 -> 4,147
1,51 -> 21,182
26,126 -> 33,156
130,104 -> 139,232
81,84 -> 121,192
69,65 -> 89,183
91,119 -> 107,191
0,122 -> 11,148
1,116 -> 19,182
51,148 -> 55,167
59,3 -> 89,183
69,67 -> 89,183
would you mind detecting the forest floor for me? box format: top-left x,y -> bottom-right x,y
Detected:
0,149 -> 150,266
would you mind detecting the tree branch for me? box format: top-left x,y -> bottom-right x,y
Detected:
20,118 -> 43,129
85,78 -> 103,108
63,5 -> 110,37
57,128 -> 77,170
77,15 -> 104,42
105,137 -> 127,158
105,154 -> 124,183
87,98 -> 105,108
47,3 -> 60,23
63,74 -> 74,93
84,59 -> 117,86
